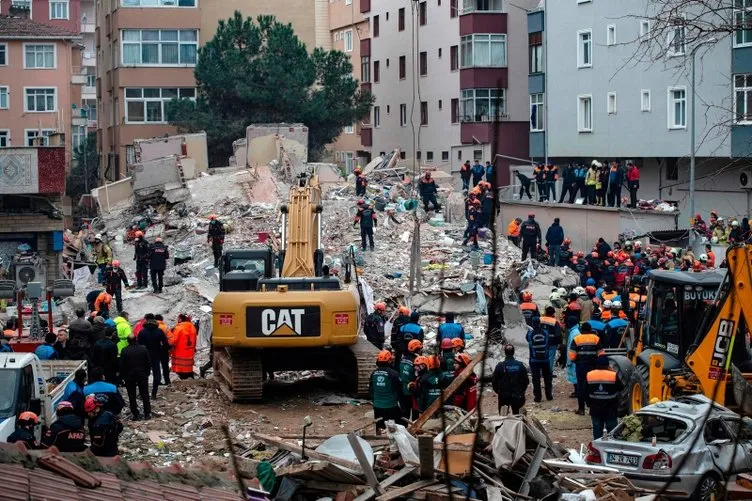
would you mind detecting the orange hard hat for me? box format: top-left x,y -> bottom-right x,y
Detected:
455,353 -> 471,366
377,350 -> 393,363
521,291 -> 533,302
413,356 -> 429,368
209,214 -> 216,220
440,338 -> 453,350
398,306 -> 410,316
427,355 -> 440,370
18,411 -> 39,424
407,339 -> 423,353
374,302 -> 386,312
451,338 -> 465,349
135,231 -> 144,238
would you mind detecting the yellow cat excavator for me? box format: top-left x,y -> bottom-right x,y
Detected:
211,170 -> 378,402
611,245 -> 752,415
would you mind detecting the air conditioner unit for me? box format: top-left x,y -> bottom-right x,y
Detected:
14,260 -> 46,289
741,170 -> 752,190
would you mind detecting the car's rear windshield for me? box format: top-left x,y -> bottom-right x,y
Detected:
612,413 -> 688,443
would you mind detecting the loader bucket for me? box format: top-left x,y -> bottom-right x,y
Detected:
731,365 -> 752,415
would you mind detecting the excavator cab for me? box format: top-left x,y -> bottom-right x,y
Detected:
219,249 -> 274,292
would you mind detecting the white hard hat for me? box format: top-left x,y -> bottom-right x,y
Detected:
612,301 -> 622,309
573,286 -> 585,296
699,254 -> 708,262
591,160 -> 603,168
94,233 -> 102,240
711,236 -> 719,244
602,300 -> 613,309
732,220 -> 740,227
549,292 -> 561,302
557,287 -> 567,296
717,217 -> 724,222
624,240 -> 633,247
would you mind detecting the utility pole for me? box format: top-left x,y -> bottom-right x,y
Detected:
689,38 -> 716,219
82,106 -> 89,194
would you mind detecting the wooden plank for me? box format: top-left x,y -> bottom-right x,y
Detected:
347,432 -> 382,494
408,352 -> 484,434
375,480 -> 439,501
275,461 -> 364,484
251,432 -> 362,472
353,466 -> 417,501
418,436 -> 434,479
518,444 -> 546,499
301,481 -> 368,493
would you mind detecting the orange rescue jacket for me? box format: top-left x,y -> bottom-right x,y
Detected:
171,321 -> 197,374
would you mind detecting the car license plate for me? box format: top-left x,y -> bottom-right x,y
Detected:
607,453 -> 639,467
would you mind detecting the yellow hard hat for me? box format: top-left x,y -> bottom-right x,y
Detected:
649,397 -> 660,405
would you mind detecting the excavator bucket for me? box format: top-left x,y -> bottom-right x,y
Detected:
732,365 -> 752,415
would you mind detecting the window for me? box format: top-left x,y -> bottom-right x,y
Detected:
419,51 -> 427,76
334,32 -> 340,42
399,8 -> 405,31
0,87 -> 7,109
84,99 -> 97,121
419,2 -> 427,25
386,58 -> 390,67
0,131 -> 8,147
346,0 -> 352,4
86,74 -> 96,87
607,24 -> 616,46
25,88 -> 56,112
641,89 -> 651,112
399,55 -> 406,79
442,151 -> 449,161
25,129 -> 54,146
374,60 -> 380,82
460,88 -> 506,122
420,101 -> 428,125
374,106 -> 380,127
462,0 -> 502,12
124,87 -> 196,123
438,48 -> 442,58
735,0 -> 752,47
400,151 -> 406,160
344,124 -> 354,134
121,29 -> 198,66
50,0 -> 69,19
735,75 -> 752,124
121,0 -> 197,6
361,56 -> 370,82
607,92 -> 616,114
400,103 -> 407,126
577,29 -> 592,68
460,34 -> 507,68
438,99 -> 442,109
457,150 -> 463,160
426,151 -> 433,162
668,87 -> 687,129
529,32 -> 543,73
578,95 -> 592,132
344,29 -> 353,52
530,93 -> 544,131
386,105 -> 390,113
373,15 -> 379,37
451,0 -> 458,18
451,98 -> 459,123
450,45 -> 458,71
640,20 -> 650,38
0,44 -> 6,65
667,18 -> 686,56
24,44 -> 55,69
416,151 -> 422,160
72,125 -> 85,148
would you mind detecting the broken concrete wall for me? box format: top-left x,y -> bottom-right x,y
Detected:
92,177 -> 133,211
131,156 -> 181,191
246,123 -> 308,168
231,138 -> 247,168
182,133 -> 209,174
135,136 -> 183,164
181,157 -> 197,180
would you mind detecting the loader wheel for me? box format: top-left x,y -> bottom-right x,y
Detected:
608,355 -> 635,417
629,364 -> 650,414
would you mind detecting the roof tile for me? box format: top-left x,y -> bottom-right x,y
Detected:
0,15 -> 81,39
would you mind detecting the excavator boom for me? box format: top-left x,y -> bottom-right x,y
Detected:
281,176 -> 322,278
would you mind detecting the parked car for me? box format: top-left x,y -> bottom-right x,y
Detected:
585,395 -> 752,500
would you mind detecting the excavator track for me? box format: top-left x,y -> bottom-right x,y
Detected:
213,347 -> 264,402
348,337 -> 380,398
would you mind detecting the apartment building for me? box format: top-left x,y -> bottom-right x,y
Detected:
95,0 -> 201,182
531,1 -> 752,216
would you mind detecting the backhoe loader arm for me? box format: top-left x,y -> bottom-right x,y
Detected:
280,174 -> 322,278
686,246 -> 752,401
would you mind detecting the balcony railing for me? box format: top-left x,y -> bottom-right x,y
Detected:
461,0 -> 503,14
81,22 -> 96,33
460,113 -> 509,123
10,0 -> 31,9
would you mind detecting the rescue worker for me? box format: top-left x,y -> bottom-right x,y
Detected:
540,306 -> 562,373
437,312 -> 465,341
588,308 -> 607,340
354,202 -> 378,252
527,317 -> 553,402
452,353 -> 478,411
104,260 -> 129,313
462,199 -> 481,249
394,311 -> 424,370
8,412 -> 40,449
419,172 -> 441,212
83,367 -> 125,415
569,321 -> 604,415
604,305 -> 629,349
586,355 -> 624,439
626,162 -> 640,208
34,333 -> 58,360
138,315 -> 169,398
133,231 -> 150,289
519,291 -> 540,327
86,394 -> 123,457
154,314 -> 172,385
171,314 -> 198,380
533,163 -> 547,201
91,330 -> 119,385
471,160 -> 484,187
149,237 -> 169,294
706,244 -> 716,268
507,217 -> 522,247
485,161 -> 495,187
93,291 -> 112,319
452,337 -> 465,355
414,355 -> 443,414
580,286 -> 595,322
92,234 -> 112,284
492,345 -> 529,414
390,306 -> 411,366
519,213 -> 542,261
364,303 -> 387,349
355,172 -> 368,196
480,183 -> 495,229
606,162 -> 623,208
545,218 -> 564,266
564,293 -> 583,327
439,338 -> 455,382
42,401 -> 86,452
120,334 -> 152,421
399,339 -> 423,420
515,170 -> 533,200
565,317 -> 581,396
207,215 -> 225,268
460,160 -> 472,191
114,311 -> 132,354
545,164 -> 558,202
369,350 -> 403,432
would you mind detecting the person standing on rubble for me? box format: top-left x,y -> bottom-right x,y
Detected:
452,353 -> 477,411
586,355 -> 623,439
155,314 -> 172,385
42,401 -> 86,452
460,160 -> 472,191
394,311 -> 424,369
90,329 -> 119,385
519,213 -> 541,261
207,215 -> 226,268
519,291 -> 539,327
93,291 -> 112,320
540,306 -> 562,374
461,199 -> 481,250
545,218 -> 564,266
399,339 -> 422,420
355,171 -> 368,197
171,313 -> 198,380
507,217 -> 522,247
138,314 -> 169,397
364,303 -> 387,349
104,260 -> 129,313
438,312 -> 465,341
120,334 -> 152,421
369,350 -> 404,432
114,311 -> 132,355
133,231 -> 150,289
569,321 -> 604,415
148,237 -> 169,293
492,345 -> 529,415
419,172 -> 441,212
527,317 -> 553,402
92,234 -> 112,285
439,338 -> 456,383
354,202 -> 378,252
470,160 -> 484,187
390,306 -> 411,365
413,355 -> 443,414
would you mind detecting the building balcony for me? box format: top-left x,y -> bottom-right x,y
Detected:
360,0 -> 370,13
0,147 -> 66,195
71,68 -> 86,85
461,0 -> 503,15
460,112 -> 509,123
459,11 -> 506,35
460,67 -> 508,89
83,86 -> 96,97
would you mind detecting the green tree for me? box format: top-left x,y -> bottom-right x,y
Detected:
66,132 -> 99,199
167,12 -> 373,166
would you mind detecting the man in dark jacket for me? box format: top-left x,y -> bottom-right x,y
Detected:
527,317 -> 553,402
364,303 -> 387,349
586,355 -> 624,439
519,213 -> 542,261
354,203 -> 378,251
207,215 -> 226,268
471,161 -> 484,187
515,170 -> 533,200
133,231 -> 150,289
419,172 -> 440,212
120,335 -> 152,420
138,315 -> 169,399
606,162 -> 624,208
596,238 -> 611,259
68,308 -> 92,346
91,330 -> 119,384
485,161 -> 495,187
492,345 -> 529,414
148,237 -> 169,293
86,395 -> 123,457
460,160 -> 472,191
89,316 -> 106,343
42,401 -> 86,452
545,218 -> 565,266
103,260 -> 129,313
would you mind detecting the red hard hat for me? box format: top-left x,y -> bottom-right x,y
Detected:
528,212 -> 535,218
374,302 -> 386,312
398,306 -> 410,315
135,231 -> 144,238
440,338 -> 453,350
111,260 -> 120,267
209,214 -> 216,220
18,411 -> 39,424
451,338 -> 465,348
